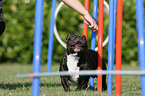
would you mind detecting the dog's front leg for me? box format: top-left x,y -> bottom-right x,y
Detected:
76,81 -> 88,91
61,76 -> 70,91
102,75 -> 107,90
76,76 -> 89,91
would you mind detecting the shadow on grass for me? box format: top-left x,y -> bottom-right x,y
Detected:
0,83 -> 61,90
0,82 -> 96,91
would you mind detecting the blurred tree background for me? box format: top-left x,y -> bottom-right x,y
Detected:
0,0 -> 141,65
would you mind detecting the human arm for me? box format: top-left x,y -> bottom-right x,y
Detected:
61,0 -> 98,33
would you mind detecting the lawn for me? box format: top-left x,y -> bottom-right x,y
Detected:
0,63 -> 141,96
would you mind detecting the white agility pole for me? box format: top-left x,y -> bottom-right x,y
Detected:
16,70 -> 145,78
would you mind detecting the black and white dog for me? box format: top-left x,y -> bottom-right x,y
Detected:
59,34 -> 107,91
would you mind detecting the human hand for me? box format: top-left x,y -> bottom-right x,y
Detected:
83,13 -> 98,35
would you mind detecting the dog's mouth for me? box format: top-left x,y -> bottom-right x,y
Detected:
68,44 -> 86,55
74,48 -> 81,52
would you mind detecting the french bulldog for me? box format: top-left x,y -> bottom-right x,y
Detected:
59,34 -> 107,91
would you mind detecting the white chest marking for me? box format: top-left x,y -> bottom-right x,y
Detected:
67,54 -> 80,83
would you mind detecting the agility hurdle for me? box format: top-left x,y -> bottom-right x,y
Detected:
22,0 -> 145,96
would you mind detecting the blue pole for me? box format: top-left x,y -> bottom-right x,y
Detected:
107,0 -> 114,94
136,0 -> 145,96
47,0 -> 57,72
32,0 -> 44,96
107,0 -> 117,94
90,0 -> 98,88
113,0 -> 117,64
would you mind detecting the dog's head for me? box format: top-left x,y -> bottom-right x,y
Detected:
66,34 -> 88,55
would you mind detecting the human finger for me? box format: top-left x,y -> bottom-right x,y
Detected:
84,19 -> 90,26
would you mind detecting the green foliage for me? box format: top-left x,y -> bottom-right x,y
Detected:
0,0 -> 140,65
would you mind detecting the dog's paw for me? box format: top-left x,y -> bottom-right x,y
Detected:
64,89 -> 70,92
75,88 -> 82,91
87,87 -> 95,90
102,84 -> 107,91
75,86 -> 88,91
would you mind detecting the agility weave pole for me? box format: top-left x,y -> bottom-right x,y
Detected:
115,0 -> 123,95
32,0 -> 44,96
90,0 -> 98,88
107,0 -> 117,95
82,0 -> 89,38
97,0 -> 104,92
136,0 -> 145,96
47,0 -> 57,72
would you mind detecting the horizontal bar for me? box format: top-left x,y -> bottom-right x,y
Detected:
16,70 -> 145,78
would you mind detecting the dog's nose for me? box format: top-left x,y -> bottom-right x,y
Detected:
75,44 -> 82,47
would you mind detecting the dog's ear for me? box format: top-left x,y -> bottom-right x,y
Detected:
66,34 -> 71,43
83,35 -> 87,40
82,35 -> 88,49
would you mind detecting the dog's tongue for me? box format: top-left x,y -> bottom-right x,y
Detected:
74,48 -> 80,52
72,53 -> 78,55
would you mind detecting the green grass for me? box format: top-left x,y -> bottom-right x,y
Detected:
0,63 -> 141,96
